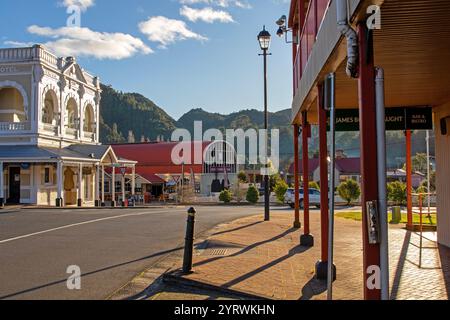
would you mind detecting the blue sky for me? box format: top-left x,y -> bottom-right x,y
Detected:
0,0 -> 292,120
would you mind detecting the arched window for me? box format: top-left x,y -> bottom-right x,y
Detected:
83,104 -> 95,133
0,87 -> 25,123
42,91 -> 57,125
66,98 -> 78,129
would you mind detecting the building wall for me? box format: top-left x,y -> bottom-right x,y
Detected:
200,173 -> 238,195
312,167 -> 340,186
434,101 -> 450,247
36,164 -> 58,206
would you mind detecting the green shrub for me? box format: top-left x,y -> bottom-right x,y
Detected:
309,181 -> 320,190
219,189 -> 232,203
416,185 -> 428,195
246,185 -> 260,204
387,181 -> 407,205
274,179 -> 289,203
337,179 -> 361,205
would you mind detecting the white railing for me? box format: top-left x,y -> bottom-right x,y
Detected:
83,131 -> 95,140
41,123 -> 58,134
0,46 -> 58,66
0,122 -> 30,131
0,47 -> 34,62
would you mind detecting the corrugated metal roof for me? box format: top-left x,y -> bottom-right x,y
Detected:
0,146 -> 57,159
0,144 -> 111,161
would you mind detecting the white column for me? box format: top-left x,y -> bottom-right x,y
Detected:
132,166 -> 136,196
121,174 -> 126,207
95,165 -> 100,206
78,163 -> 83,206
57,161 -> 63,206
111,166 -> 116,206
101,164 -> 105,205
0,161 -> 4,206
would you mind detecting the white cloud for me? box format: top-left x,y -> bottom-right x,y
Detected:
180,6 -> 234,23
179,0 -> 252,9
60,0 -> 95,11
24,25 -> 152,60
139,16 -> 207,48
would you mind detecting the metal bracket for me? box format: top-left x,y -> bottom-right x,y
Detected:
366,200 -> 381,244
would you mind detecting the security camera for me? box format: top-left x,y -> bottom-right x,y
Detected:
277,27 -> 285,37
276,15 -> 287,27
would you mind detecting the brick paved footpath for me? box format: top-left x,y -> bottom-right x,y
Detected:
173,210 -> 449,300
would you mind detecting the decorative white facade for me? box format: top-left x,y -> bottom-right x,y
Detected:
0,45 -> 135,207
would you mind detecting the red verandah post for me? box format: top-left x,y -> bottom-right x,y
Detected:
302,113 -> 310,234
301,111 -> 314,246
358,23 -> 381,300
294,124 -> 301,228
315,83 -> 334,279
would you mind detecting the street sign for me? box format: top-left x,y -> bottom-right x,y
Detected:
327,107 -> 433,132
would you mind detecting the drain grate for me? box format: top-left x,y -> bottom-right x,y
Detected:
195,240 -> 244,257
208,248 -> 228,256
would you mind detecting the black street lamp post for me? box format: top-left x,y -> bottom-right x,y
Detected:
258,26 -> 272,222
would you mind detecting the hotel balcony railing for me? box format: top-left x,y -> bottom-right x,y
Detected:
83,131 -> 95,141
40,123 -> 58,135
0,46 -> 58,66
0,122 -> 31,132
65,127 -> 78,138
293,0 -> 331,96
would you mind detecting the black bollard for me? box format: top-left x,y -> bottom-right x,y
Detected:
182,207 -> 197,274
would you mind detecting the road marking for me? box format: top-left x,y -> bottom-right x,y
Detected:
0,210 -> 169,245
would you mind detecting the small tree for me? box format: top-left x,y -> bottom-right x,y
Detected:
231,177 -> 247,203
238,171 -> 248,183
274,179 -> 289,203
219,189 -> 233,204
337,179 -> 361,205
309,181 -> 320,190
421,170 -> 436,192
246,185 -> 259,204
269,173 -> 282,192
387,181 -> 407,205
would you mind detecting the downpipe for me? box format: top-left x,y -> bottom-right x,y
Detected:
336,0 -> 359,78
375,67 -> 389,300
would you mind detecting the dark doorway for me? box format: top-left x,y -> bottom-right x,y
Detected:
8,167 -> 20,204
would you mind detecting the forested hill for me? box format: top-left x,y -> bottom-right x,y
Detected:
99,84 -> 177,143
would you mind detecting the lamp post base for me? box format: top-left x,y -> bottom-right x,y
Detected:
293,221 -> 301,229
315,260 -> 336,281
77,199 -> 82,207
300,234 -> 314,247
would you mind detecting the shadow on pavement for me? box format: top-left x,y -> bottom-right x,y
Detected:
0,246 -> 183,300
299,277 -> 327,300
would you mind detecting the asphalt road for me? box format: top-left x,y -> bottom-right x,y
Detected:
0,205 -> 269,300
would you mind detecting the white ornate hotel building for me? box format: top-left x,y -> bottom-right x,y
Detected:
0,45 -> 135,207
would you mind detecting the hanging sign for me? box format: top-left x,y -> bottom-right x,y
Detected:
327,107 -> 433,132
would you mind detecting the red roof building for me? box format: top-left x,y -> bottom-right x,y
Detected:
111,141 -> 213,182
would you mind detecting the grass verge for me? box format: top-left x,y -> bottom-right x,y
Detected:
335,211 -> 437,225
